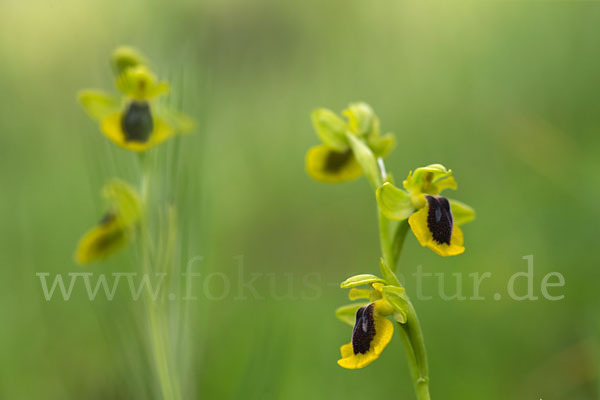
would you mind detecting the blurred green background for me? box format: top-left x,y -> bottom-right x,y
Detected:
1,0 -> 599,399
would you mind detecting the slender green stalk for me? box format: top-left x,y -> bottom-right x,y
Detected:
376,159 -> 431,400
403,302 -> 430,399
378,210 -> 395,276
138,154 -> 181,400
396,324 -> 419,385
391,219 -> 410,267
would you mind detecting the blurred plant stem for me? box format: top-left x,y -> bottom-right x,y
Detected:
138,153 -> 182,400
377,159 -> 431,400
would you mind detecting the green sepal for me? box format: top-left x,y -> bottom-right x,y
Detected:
111,46 -> 147,77
381,286 -> 408,324
346,133 -> 381,190
78,90 -> 120,121
379,258 -> 401,287
449,199 -> 475,226
403,163 -> 457,195
340,274 -> 385,289
336,302 -> 368,327
102,179 -> 142,227
311,108 -> 348,151
368,133 -> 395,158
377,182 -> 414,221
343,102 -> 379,137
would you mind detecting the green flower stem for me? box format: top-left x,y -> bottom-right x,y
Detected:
396,323 -> 420,386
376,160 -> 431,400
391,219 -> 410,267
138,154 -> 181,400
401,302 -> 431,399
378,210 -> 400,286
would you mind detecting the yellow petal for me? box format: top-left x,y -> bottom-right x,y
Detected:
338,352 -> 371,369
433,175 -> 457,194
340,343 -> 354,358
146,117 -> 175,147
370,315 -> 394,355
305,144 -> 362,183
408,206 -> 432,245
371,282 -> 385,293
337,316 -> 394,369
348,288 -> 372,301
408,204 -> 465,257
78,90 -> 120,121
100,111 -> 175,152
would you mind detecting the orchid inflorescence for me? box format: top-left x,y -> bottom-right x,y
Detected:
74,47 -> 194,400
75,47 -> 194,264
306,102 -> 475,399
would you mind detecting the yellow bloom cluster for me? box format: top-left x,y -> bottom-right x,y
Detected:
306,103 -> 475,372
75,47 -> 194,265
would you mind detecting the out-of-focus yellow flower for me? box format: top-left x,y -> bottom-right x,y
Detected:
75,179 -> 141,265
306,145 -> 363,183
100,99 -> 175,152
79,48 -> 194,152
306,103 -> 395,184
75,212 -> 128,264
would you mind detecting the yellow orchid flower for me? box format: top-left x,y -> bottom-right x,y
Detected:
75,212 -> 128,264
75,179 -> 141,265
408,195 -> 465,256
306,146 -> 363,183
306,103 -> 395,183
336,275 -> 408,369
338,301 -> 395,369
377,164 -> 475,257
79,49 -> 194,152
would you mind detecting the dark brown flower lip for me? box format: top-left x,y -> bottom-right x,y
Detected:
121,100 -> 153,143
324,148 -> 353,173
352,303 -> 376,355
425,195 -> 453,245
